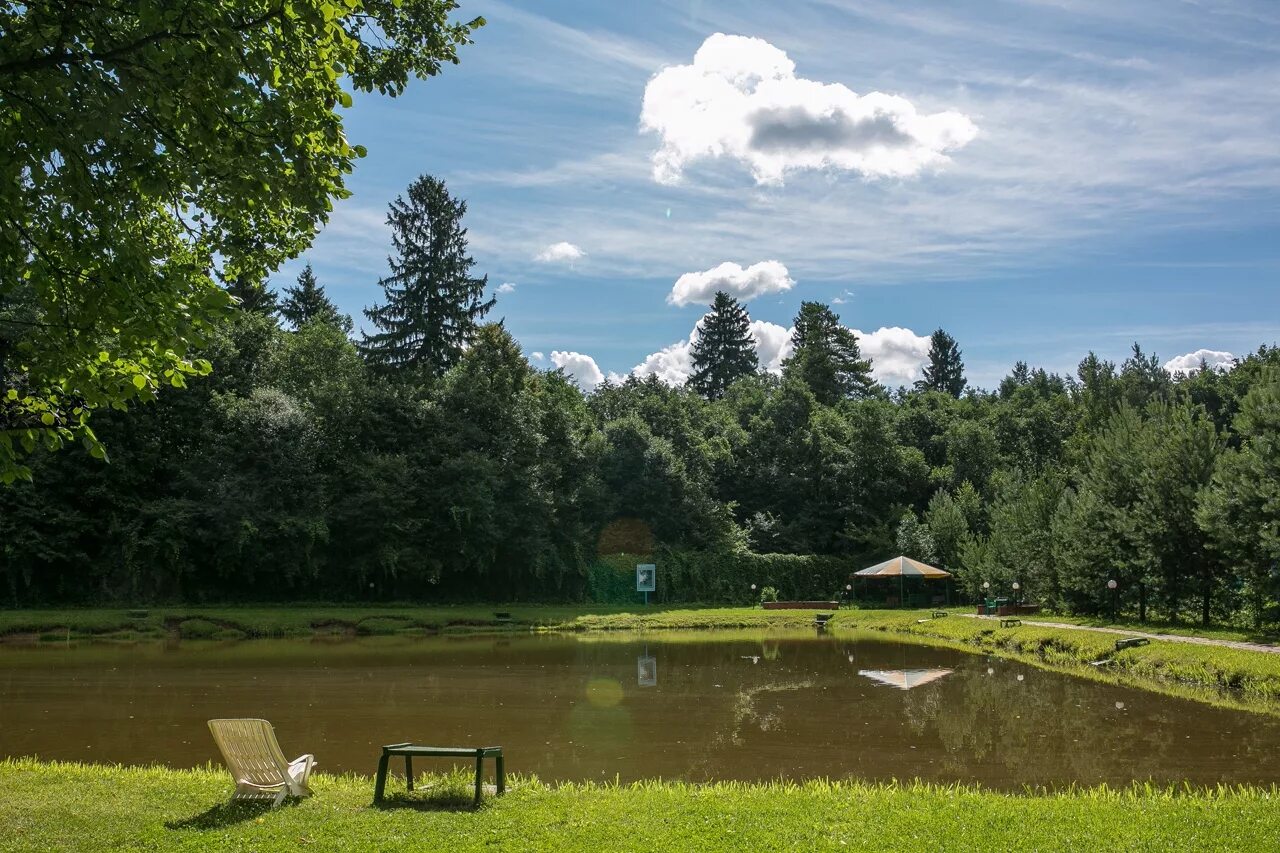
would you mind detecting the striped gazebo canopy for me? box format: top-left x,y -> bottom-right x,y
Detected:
854,555 -> 951,579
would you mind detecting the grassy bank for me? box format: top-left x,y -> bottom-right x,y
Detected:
2,759 -> 1277,852
4,604 -> 1280,714
0,603 -> 833,641
840,611 -> 1280,704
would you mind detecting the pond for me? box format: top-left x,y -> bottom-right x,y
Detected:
3,630 -> 1279,790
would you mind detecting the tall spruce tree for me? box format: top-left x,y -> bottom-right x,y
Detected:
917,328 -> 966,397
360,175 -> 494,375
281,264 -> 352,333
782,301 -> 875,404
688,291 -> 759,399
226,277 -> 279,317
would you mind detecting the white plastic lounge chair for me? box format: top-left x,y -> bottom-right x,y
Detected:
207,718 -> 315,805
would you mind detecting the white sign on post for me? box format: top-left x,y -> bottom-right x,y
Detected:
636,564 -> 656,592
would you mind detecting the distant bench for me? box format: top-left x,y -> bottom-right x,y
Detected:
1115,637 -> 1150,651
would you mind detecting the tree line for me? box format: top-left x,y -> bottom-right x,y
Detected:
2,175 -> 1278,627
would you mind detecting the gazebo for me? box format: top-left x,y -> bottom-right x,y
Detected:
852,555 -> 952,608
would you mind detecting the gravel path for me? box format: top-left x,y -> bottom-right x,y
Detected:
961,614 -> 1280,655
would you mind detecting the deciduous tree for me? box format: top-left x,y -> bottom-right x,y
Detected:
0,0 -> 481,480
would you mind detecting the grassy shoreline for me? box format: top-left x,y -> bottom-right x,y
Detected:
3,759 -> 1278,852
4,604 -> 1280,715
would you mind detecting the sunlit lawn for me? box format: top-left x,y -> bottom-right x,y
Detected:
3,759 -> 1278,852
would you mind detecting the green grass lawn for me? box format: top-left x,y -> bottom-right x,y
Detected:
3,759 -> 1277,852
1029,612 -> 1277,645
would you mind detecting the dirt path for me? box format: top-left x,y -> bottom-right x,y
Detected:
961,614 -> 1280,655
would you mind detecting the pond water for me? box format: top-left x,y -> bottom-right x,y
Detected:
3,631 -> 1279,789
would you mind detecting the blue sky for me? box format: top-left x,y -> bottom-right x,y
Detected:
276,0 -> 1280,390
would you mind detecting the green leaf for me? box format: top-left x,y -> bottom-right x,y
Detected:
132,375 -> 147,391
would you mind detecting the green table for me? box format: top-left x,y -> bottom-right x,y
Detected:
374,743 -> 505,805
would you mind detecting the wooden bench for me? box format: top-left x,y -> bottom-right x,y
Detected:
931,611 -> 947,619
1115,637 -> 1150,651
374,743 -> 504,805
814,613 -> 834,629
999,618 -> 1021,628
493,612 -> 513,623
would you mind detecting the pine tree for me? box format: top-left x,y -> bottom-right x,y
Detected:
916,328 -> 966,397
281,264 -> 352,333
782,301 -> 875,404
359,175 -> 494,375
687,291 -> 759,399
226,276 -> 279,317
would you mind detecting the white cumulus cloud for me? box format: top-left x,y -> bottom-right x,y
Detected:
530,351 -> 545,362
750,320 -> 793,373
632,316 -> 792,385
640,33 -> 978,185
496,281 -> 517,295
550,350 -> 606,390
633,338 -> 698,385
851,326 -> 932,385
630,318 -> 928,387
668,260 -> 795,307
535,242 -> 585,263
1164,349 -> 1236,375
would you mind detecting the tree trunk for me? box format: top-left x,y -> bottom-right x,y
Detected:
1138,582 -> 1147,623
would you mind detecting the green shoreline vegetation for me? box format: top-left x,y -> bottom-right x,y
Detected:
2,759 -> 1278,853
5,605 -> 1280,716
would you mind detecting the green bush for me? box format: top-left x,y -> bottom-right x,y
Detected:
587,553 -> 652,605
585,550 -> 854,604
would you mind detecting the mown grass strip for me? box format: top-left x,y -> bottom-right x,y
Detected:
2,759 -> 1277,853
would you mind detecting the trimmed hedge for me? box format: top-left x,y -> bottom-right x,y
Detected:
587,549 -> 857,605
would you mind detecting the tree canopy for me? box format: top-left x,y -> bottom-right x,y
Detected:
0,0 -> 482,481
281,264 -> 352,333
917,328 -> 966,397
783,302 -> 876,405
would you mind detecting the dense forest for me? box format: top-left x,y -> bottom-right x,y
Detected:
3,177 -> 1278,627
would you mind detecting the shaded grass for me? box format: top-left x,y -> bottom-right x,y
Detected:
0,604 -> 711,640
3,759 -> 1278,852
